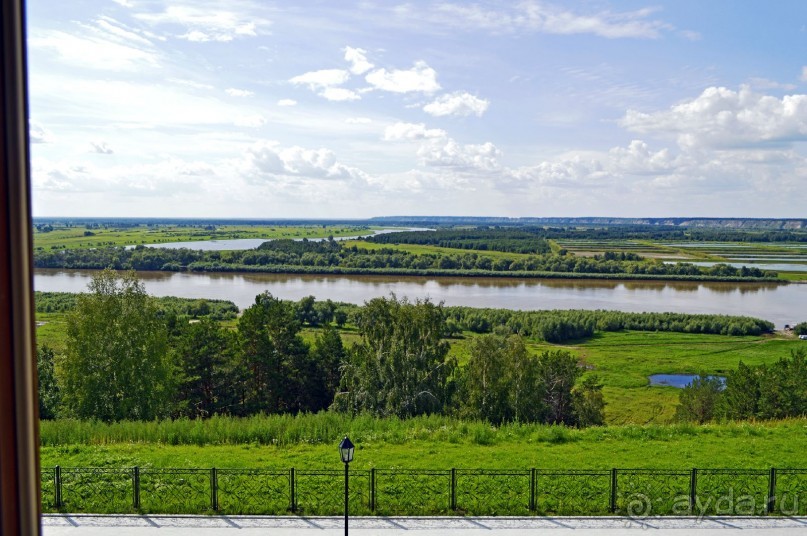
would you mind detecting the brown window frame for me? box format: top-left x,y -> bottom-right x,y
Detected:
1,0 -> 42,533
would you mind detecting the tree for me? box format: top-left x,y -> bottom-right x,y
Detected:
238,292 -> 319,414
341,295 -> 456,417
756,349 -> 807,419
60,269 -> 174,421
37,345 -> 61,419
572,375 -> 605,426
312,324 -> 346,406
174,318 -> 240,418
719,361 -> 759,420
461,332 -> 543,424
675,374 -> 723,423
537,350 -> 582,425
461,333 -> 513,424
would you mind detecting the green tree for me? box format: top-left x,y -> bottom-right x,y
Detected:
461,332 -> 543,424
675,374 -> 723,423
174,318 -> 240,418
461,333 -> 513,424
719,361 -> 759,420
757,349 -> 807,419
312,324 -> 346,406
342,295 -> 456,417
572,375 -> 605,426
37,345 -> 61,419
238,292 -> 319,414
60,269 -> 174,421
537,350 -> 582,425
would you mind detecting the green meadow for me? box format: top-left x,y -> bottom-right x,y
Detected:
34,224 -> 376,250
40,414 -> 807,469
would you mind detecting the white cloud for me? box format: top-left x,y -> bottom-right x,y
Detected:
388,2 -> 674,39
29,29 -> 159,71
345,117 -> 371,124
344,46 -> 374,75
423,92 -> 490,117
622,86 -> 807,149
226,88 -> 254,97
383,122 -> 446,141
90,141 -> 114,154
418,139 -> 501,171
112,0 -> 134,7
365,61 -> 440,93
289,69 -> 350,90
277,99 -> 297,107
135,5 -> 262,42
92,16 -> 153,47
320,87 -> 361,101
243,141 -> 369,183
29,121 -> 52,144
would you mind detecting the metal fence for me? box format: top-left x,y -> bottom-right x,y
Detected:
41,466 -> 807,516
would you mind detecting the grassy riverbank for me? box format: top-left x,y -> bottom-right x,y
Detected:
34,224 -> 376,250
39,415 -> 807,469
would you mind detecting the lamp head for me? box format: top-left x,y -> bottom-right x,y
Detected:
338,436 -> 354,463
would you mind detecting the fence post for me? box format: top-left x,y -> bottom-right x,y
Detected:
54,465 -> 62,509
689,468 -> 697,515
132,466 -> 140,510
529,468 -> 536,512
609,468 -> 618,513
767,467 -> 777,515
450,468 -> 457,511
210,468 -> 218,511
289,468 -> 296,513
370,468 -> 376,513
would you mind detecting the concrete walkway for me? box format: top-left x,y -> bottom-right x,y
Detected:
42,514 -> 807,535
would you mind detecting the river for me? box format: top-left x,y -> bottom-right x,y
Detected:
33,269 -> 806,328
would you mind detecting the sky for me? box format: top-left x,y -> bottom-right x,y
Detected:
25,0 -> 807,219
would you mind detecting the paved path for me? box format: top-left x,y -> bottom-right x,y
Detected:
42,515 -> 807,535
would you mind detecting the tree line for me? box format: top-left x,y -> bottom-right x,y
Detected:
33,239 -> 777,280
367,228 -> 552,254
443,307 -> 774,342
675,349 -> 807,423
37,271 -> 604,426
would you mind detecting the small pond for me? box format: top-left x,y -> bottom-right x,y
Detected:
648,374 -> 726,388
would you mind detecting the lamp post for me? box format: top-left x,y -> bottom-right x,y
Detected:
338,436 -> 354,536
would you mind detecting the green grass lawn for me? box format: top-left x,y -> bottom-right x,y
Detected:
39,418 -> 807,470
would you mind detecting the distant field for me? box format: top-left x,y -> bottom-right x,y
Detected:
555,239 -> 807,280
341,239 -> 539,260
33,224 -> 376,250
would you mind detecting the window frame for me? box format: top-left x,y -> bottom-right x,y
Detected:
1,0 -> 42,533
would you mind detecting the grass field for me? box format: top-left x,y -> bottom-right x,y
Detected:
341,239 -> 536,259
39,415 -> 807,469
531,331 -> 804,424
34,224 -> 377,250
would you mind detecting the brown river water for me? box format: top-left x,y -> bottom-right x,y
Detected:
33,269 -> 805,328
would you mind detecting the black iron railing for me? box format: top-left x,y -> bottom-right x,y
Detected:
42,466 -> 807,516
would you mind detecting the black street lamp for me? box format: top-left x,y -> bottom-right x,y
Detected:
338,436 -> 354,536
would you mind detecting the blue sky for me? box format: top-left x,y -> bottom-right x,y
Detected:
26,0 -> 807,218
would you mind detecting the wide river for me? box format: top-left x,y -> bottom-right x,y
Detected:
34,269 -> 806,328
